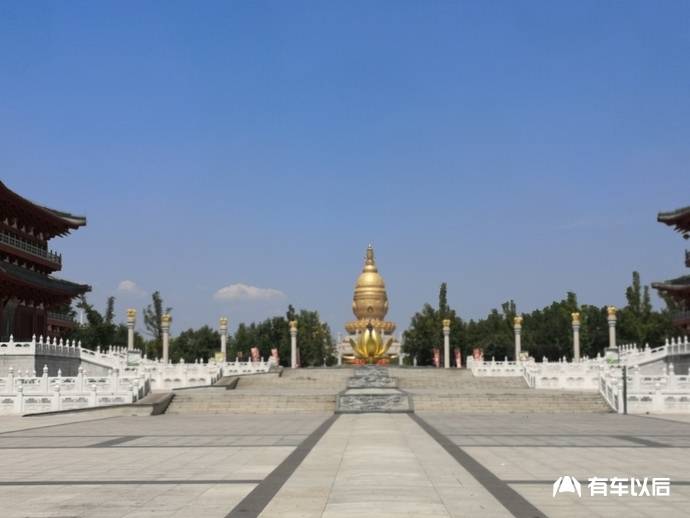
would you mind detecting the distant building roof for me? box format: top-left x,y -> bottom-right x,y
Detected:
0,260 -> 90,296
652,275 -> 690,302
0,181 -> 86,238
658,206 -> 690,238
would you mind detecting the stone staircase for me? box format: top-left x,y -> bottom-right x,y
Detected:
165,369 -> 350,414
164,367 -> 611,414
394,368 -> 611,413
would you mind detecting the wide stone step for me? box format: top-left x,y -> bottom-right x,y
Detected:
413,392 -> 611,413
166,393 -> 336,414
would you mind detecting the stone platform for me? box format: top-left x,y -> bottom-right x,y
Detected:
2,411 -> 689,517
336,367 -> 412,413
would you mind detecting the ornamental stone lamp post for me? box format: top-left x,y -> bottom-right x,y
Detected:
289,320 -> 298,368
126,309 -> 136,351
161,313 -> 172,364
572,312 -> 581,362
606,306 -> 618,363
336,333 -> 342,366
219,317 -> 228,362
607,306 -> 617,350
442,319 -> 451,369
513,316 -> 523,362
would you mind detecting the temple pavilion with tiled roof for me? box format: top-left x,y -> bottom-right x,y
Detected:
652,205 -> 690,331
657,205 -> 690,239
0,181 -> 90,340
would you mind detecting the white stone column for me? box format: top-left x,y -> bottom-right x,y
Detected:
513,316 -> 523,362
289,320 -> 298,368
607,306 -> 617,350
572,312 -> 581,362
336,333 -> 342,366
399,333 -> 405,366
442,319 -> 451,369
126,309 -> 136,351
161,313 -> 172,364
219,317 -> 228,362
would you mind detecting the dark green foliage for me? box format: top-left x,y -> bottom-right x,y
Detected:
228,306 -> 334,367
402,284 -> 465,365
142,291 -> 172,358
404,272 -> 678,365
521,293 -> 578,360
617,272 -> 675,347
464,301 -> 515,361
67,295 -> 145,350
170,325 -> 220,363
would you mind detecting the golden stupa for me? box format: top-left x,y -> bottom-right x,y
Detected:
343,245 -> 397,364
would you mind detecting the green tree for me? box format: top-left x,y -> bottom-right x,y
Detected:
171,326 -> 220,363
578,304 -> 609,359
227,307 -> 333,366
69,295 -> 117,348
465,301 -> 514,360
67,295 -> 145,350
618,272 -> 676,347
522,293 -> 578,360
142,291 -> 172,358
438,282 -> 449,318
294,309 -> 334,366
402,283 -> 465,365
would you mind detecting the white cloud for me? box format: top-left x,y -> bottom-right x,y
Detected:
214,283 -> 286,302
117,280 -> 146,296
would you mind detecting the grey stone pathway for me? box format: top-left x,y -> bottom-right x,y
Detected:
0,411 -> 689,517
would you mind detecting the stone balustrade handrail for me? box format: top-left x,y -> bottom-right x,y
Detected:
598,365 -> 690,414
0,231 -> 61,265
618,336 -> 690,367
0,342 -> 279,414
0,335 -> 131,372
0,365 -> 150,415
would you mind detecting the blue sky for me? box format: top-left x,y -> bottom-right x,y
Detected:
1,1 -> 689,338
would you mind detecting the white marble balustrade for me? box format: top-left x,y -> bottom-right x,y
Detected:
523,358 -> 607,390
0,335 -> 131,374
0,365 -> 149,415
618,336 -> 690,367
221,358 -> 272,376
466,357 -> 525,377
598,364 -> 690,414
143,360 -> 223,390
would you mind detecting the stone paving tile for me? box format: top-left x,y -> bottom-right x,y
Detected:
3,406 -> 690,517
420,412 -> 690,518
1,413 -> 330,437
259,414 -> 512,518
0,435 -> 107,447
510,484 -> 690,518
0,413 -> 330,518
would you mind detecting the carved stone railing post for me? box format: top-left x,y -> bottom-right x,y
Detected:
290,320 -> 298,368
127,309 -> 136,351
513,316 -> 523,362
161,313 -> 172,364
607,306 -> 617,350
572,312 -> 581,362
219,317 -> 228,362
442,319 -> 451,369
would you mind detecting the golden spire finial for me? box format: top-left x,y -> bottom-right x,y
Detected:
364,244 -> 377,271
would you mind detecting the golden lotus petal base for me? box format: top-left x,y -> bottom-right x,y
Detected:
347,325 -> 394,363
342,354 -> 398,365
344,319 -> 396,334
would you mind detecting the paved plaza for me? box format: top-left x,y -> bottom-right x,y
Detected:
1,410 -> 689,517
